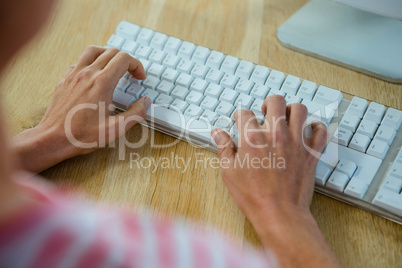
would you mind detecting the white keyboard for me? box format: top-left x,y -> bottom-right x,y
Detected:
108,21 -> 402,225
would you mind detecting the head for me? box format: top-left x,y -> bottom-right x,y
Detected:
0,0 -> 56,73
0,0 -> 55,195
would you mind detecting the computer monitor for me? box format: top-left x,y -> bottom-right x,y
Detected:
277,0 -> 402,83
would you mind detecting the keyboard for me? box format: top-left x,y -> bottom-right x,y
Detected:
108,21 -> 402,225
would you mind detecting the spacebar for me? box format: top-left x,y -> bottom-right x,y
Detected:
146,106 -> 214,143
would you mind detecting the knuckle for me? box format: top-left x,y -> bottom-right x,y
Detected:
116,51 -> 132,60
107,47 -> 120,54
293,103 -> 308,113
246,131 -> 265,145
75,68 -> 95,83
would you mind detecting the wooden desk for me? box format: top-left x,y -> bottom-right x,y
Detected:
2,0 -> 401,267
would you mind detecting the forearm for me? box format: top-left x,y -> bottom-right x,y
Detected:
11,124 -> 77,173
249,208 -> 342,268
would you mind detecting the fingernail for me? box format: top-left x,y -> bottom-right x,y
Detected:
142,97 -> 152,109
212,129 -> 220,143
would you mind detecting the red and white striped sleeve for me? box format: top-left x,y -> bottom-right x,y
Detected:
0,174 -> 276,268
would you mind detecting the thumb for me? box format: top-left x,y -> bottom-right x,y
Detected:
110,96 -> 152,133
212,128 -> 236,160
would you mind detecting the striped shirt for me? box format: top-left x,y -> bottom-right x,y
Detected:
0,174 -> 275,268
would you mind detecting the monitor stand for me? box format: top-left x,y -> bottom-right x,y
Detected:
277,0 -> 402,83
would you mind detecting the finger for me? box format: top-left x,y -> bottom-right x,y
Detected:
77,46 -> 107,66
261,95 -> 287,131
234,109 -> 260,137
110,97 -> 152,134
101,52 -> 146,88
63,64 -> 76,78
286,103 -> 308,140
212,128 -> 236,160
91,47 -> 121,69
307,121 -> 328,153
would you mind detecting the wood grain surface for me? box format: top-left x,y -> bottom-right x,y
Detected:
2,0 -> 401,267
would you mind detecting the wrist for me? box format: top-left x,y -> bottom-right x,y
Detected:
12,123 -> 79,173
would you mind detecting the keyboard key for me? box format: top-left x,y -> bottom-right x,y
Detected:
178,41 -> 196,60
205,83 -> 223,98
137,28 -> 154,45
235,79 -> 254,94
363,102 -> 386,124
186,91 -> 204,105
302,99 -> 336,124
134,45 -> 152,59
148,49 -> 166,64
315,162 -> 332,185
200,110 -> 219,124
215,101 -> 235,116
220,74 -> 239,89
296,80 -> 317,101
221,55 -> 240,75
171,86 -> 190,100
201,96 -> 219,111
313,86 -> 342,106
235,60 -> 254,80
163,36 -> 181,55
346,96 -> 368,118
268,89 -> 286,97
326,171 -> 349,192
177,59 -> 195,74
206,51 -> 225,69
265,70 -> 286,90
250,65 -> 270,85
356,118 -> 378,139
235,94 -> 254,109
191,64 -> 209,79
280,75 -> 301,95
148,63 -> 165,78
206,68 -> 224,84
155,94 -> 174,108
192,46 -> 210,65
344,178 -> 369,198
116,21 -> 141,40
161,68 -> 179,83
126,84 -> 145,99
373,189 -> 402,216
156,80 -> 175,95
162,54 -> 180,69
389,161 -> 402,179
184,104 -> 203,118
250,99 -> 264,114
332,127 -> 353,146
190,78 -> 209,93
141,89 -> 159,102
138,59 -> 151,72
335,159 -> 357,178
176,73 -> 194,88
150,32 -> 168,50
142,76 -> 160,90
349,133 -> 371,153
374,125 -> 396,145
250,84 -> 270,99
169,99 -> 189,113
113,90 -> 136,110
214,116 -> 235,132
285,95 -> 302,105
107,35 -> 125,49
320,142 -> 382,185
381,176 -> 402,193
121,40 -> 139,54
220,88 -> 239,103
340,113 -> 360,133
381,108 -> 402,130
